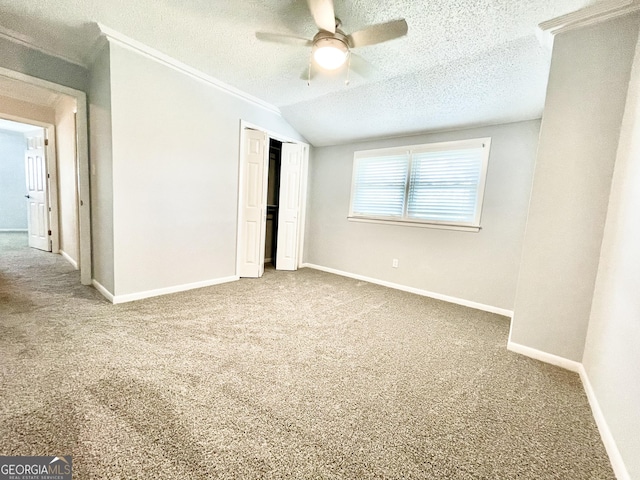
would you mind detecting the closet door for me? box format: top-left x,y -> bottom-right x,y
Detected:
238,129 -> 268,277
276,143 -> 303,271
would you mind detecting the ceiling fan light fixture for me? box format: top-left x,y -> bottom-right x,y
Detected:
313,37 -> 348,70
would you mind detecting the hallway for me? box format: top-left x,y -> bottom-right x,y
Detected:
0,232 -> 98,308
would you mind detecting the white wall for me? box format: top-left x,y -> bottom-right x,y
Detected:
0,129 -> 27,230
88,44 -> 115,293
55,95 -> 79,266
304,120 -> 540,312
582,30 -> 640,480
511,14 -> 640,362
106,41 -> 305,297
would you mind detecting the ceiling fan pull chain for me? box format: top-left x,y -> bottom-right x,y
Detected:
307,54 -> 313,86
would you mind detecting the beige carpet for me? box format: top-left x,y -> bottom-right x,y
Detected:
0,232 -> 614,479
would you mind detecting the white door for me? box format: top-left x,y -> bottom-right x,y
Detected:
276,143 -> 303,271
25,131 -> 50,252
238,129 -> 268,278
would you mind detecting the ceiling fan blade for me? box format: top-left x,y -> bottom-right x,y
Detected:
256,32 -> 313,47
348,19 -> 408,48
349,53 -> 376,78
307,0 -> 336,33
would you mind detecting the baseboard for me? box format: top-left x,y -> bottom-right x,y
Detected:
579,366 -> 631,480
301,263 -> 513,317
265,258 -> 272,263
92,279 -> 114,303
111,276 -> 240,304
0,228 -> 27,232
59,250 -> 79,270
506,341 -> 582,372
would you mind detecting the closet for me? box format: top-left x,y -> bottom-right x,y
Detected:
265,139 -> 282,267
237,126 -> 305,278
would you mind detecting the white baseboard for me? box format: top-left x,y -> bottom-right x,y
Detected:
0,228 -> 27,232
92,279 -> 114,303
59,250 -> 79,270
579,365 -> 631,480
111,276 -> 239,304
265,258 -> 272,263
301,263 -> 513,317
92,276 -> 239,304
506,341 -> 582,372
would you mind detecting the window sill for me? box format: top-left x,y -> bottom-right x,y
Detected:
347,216 -> 481,232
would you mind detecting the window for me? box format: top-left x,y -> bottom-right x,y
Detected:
349,138 -> 491,231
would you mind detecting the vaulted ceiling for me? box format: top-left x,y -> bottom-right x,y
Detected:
0,0 -> 597,145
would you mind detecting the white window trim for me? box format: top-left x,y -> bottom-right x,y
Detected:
347,217 -> 481,232
348,137 -> 491,231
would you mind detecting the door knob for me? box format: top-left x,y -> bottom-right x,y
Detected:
24,195 -> 31,199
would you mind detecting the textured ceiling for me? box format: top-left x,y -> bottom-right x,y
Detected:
0,0 -> 598,145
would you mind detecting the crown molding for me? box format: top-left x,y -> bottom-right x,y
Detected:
537,0 -> 640,50
96,23 -> 281,116
84,34 -> 109,67
0,25 -> 88,68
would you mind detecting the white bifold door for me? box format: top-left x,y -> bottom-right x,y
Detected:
275,143 -> 303,271
238,129 -> 268,278
238,129 -> 304,278
25,131 -> 50,252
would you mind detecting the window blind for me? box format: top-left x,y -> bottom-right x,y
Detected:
407,148 -> 484,223
349,138 -> 490,229
351,154 -> 408,217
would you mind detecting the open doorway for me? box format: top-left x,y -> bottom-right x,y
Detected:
237,123 -> 309,278
0,68 -> 91,284
0,119 -> 49,250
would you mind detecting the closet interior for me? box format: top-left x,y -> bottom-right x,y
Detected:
265,139 -> 282,267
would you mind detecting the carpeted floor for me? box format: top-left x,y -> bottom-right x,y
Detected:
0,232 -> 614,479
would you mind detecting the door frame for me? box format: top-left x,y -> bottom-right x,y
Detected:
0,67 -> 92,285
236,120 -> 310,277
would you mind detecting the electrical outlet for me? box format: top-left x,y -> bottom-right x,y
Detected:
392,258 -> 399,268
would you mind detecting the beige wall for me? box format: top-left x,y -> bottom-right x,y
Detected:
582,30 -> 640,479
304,120 -> 540,312
55,95 -> 79,267
511,14 -> 640,361
0,94 -> 55,124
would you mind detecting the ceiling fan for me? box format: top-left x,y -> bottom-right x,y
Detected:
256,0 -> 408,83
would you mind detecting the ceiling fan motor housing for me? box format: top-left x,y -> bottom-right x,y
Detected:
312,30 -> 350,70
312,29 -> 350,49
